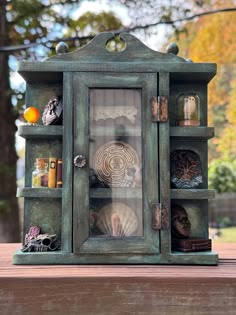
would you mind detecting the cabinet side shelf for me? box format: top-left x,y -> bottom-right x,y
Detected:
18,125 -> 63,139
171,189 -> 215,199
17,187 -> 62,198
90,126 -> 141,137
90,188 -> 142,199
170,127 -> 214,140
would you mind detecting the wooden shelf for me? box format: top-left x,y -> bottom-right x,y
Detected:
17,187 -> 62,198
90,188 -> 142,199
90,126 -> 141,137
171,189 -> 215,199
170,127 -> 214,140
18,125 -> 63,139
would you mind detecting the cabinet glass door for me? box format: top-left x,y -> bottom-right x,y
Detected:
89,88 -> 143,238
73,72 -> 159,257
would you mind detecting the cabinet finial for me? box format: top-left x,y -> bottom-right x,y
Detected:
166,42 -> 179,55
56,41 -> 69,54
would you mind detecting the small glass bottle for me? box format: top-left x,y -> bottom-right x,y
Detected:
32,158 -> 48,188
176,94 -> 200,126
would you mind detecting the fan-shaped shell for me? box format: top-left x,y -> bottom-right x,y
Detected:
96,202 -> 138,237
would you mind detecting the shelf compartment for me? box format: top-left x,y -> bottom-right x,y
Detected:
17,187 -> 62,198
18,125 -> 63,139
90,126 -> 141,138
170,127 -> 214,140
90,188 -> 142,199
171,189 -> 215,200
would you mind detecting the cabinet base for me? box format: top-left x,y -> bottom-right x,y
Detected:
12,249 -> 218,265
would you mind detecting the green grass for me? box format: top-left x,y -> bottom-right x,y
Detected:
213,227 -> 236,242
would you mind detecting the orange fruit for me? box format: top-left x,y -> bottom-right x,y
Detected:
23,107 -> 40,123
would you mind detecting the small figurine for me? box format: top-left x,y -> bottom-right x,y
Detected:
42,95 -> 63,125
176,94 -> 200,126
171,204 -> 212,252
171,204 -> 191,239
22,226 -> 59,252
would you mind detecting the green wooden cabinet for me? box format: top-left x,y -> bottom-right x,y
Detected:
13,32 -> 218,265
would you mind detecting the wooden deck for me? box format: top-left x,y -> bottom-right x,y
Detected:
0,243 -> 236,315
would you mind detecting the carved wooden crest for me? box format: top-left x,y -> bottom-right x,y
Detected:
48,32 -> 187,63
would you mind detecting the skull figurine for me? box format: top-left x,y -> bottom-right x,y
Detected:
22,233 -> 59,252
171,204 -> 191,239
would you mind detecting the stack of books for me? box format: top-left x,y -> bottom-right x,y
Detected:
48,158 -> 63,188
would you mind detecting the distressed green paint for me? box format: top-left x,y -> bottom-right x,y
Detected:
159,72 -> 171,255
13,32 -> 218,265
61,72 -> 73,253
12,249 -> 218,265
23,198 -> 61,241
18,126 -> 63,139
73,72 -> 160,256
170,127 -> 214,139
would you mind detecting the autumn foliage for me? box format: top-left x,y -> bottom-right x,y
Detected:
170,0 -> 236,160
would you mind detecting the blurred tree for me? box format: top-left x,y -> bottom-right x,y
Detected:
0,0 -> 20,242
209,158 -> 236,193
162,0 -> 236,160
0,0 -> 123,242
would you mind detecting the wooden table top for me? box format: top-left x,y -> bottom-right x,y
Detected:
1,243 -> 236,279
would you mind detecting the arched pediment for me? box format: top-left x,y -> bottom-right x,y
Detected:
49,32 -> 186,63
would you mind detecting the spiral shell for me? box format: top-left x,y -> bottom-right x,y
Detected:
96,202 -> 138,237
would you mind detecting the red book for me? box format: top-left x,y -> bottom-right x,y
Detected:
56,159 -> 63,188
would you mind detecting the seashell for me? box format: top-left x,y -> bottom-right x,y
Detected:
96,202 -> 138,237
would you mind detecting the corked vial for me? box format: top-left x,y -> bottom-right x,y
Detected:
32,158 -> 48,187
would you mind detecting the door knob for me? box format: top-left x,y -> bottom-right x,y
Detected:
74,155 -> 86,168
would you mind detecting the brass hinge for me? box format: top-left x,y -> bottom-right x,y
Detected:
151,202 -> 169,230
150,96 -> 168,122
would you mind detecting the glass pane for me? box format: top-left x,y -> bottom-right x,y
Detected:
89,89 -> 143,237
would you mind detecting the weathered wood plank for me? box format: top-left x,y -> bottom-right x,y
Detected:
159,72 -> 171,255
0,277 -> 235,315
171,189 -> 215,199
18,62 -> 216,84
17,187 -> 62,198
18,125 -> 63,139
73,73 -> 90,253
61,72 -> 73,253
2,244 -> 235,315
90,188 -> 142,199
90,126 -> 141,137
170,126 -> 214,139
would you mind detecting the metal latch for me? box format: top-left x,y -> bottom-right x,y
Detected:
150,96 -> 168,122
151,202 -> 169,230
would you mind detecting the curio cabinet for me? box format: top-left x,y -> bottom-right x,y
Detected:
13,32 -> 218,265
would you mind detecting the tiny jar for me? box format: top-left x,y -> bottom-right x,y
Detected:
32,158 -> 48,187
176,94 -> 200,126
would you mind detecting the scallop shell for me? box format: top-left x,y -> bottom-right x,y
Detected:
96,202 -> 138,237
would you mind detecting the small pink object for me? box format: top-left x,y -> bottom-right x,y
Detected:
25,226 -> 41,244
